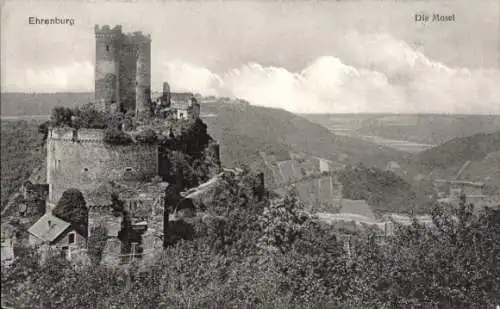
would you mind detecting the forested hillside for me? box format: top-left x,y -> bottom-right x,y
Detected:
414,131 -> 500,173
336,164 -> 435,215
1,120 -> 45,210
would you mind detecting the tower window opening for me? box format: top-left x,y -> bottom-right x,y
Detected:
83,168 -> 89,172
106,45 -> 109,52
125,167 -> 134,172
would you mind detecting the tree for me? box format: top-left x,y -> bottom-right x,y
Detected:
72,103 -> 107,129
88,225 -> 108,266
53,188 -> 88,236
38,121 -> 50,141
50,106 -> 73,127
257,190 -> 308,254
163,179 -> 183,248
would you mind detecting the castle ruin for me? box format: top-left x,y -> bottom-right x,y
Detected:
94,25 -> 152,117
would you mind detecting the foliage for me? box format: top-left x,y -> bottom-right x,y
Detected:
72,103 -> 107,129
50,106 -> 73,127
87,225 -> 108,266
103,128 -> 134,145
337,164 -> 434,214
135,128 -> 158,145
37,121 -> 50,141
1,120 -> 45,210
257,190 -> 309,254
52,188 -> 88,235
3,186 -> 500,308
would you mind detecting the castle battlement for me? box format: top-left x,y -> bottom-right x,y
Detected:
47,127 -> 160,205
48,128 -> 106,143
94,24 -> 122,33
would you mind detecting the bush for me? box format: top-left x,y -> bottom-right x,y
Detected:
50,106 -> 73,127
72,103 -> 107,129
52,188 -> 88,235
103,128 -> 133,145
136,129 -> 158,145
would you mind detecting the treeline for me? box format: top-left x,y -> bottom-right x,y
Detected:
2,172 -> 499,308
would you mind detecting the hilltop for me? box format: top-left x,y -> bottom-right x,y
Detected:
412,131 -> 500,178
200,101 -> 409,169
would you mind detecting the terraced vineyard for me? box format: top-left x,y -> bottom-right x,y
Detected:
260,151 -> 344,211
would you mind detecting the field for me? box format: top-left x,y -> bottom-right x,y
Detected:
303,113 -> 500,145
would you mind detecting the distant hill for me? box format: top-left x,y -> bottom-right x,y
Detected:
357,115 -> 500,145
303,114 -> 500,146
1,92 -> 92,116
1,92 -> 413,212
414,131 -> 500,173
200,102 -> 409,171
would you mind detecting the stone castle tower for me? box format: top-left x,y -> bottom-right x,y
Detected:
94,25 -> 152,117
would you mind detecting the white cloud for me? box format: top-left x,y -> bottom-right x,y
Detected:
4,62 -> 93,93
3,32 -> 499,114
154,61 -> 223,96
157,33 -> 500,114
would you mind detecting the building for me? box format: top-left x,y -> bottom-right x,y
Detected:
27,213 -> 86,253
154,88 -> 201,120
171,94 -> 200,120
46,128 -> 160,210
94,25 -> 151,117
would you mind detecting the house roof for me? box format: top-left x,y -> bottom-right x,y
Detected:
27,213 -> 71,243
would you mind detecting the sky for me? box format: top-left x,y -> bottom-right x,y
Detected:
1,0 -> 500,114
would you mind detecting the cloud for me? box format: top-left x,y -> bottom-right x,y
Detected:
3,32 -> 499,114
157,33 -> 500,114
4,62 -> 93,93
155,61 -> 223,96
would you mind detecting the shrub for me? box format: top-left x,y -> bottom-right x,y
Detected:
53,188 -> 88,234
136,129 -> 158,145
103,128 -> 133,145
50,106 -> 73,127
72,103 -> 107,129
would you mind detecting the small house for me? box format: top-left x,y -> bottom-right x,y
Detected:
170,93 -> 200,120
27,213 -> 86,251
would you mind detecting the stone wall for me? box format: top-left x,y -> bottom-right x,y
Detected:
135,36 -> 151,117
119,38 -> 138,113
94,25 -> 121,112
93,24 -> 152,114
47,128 -> 159,205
